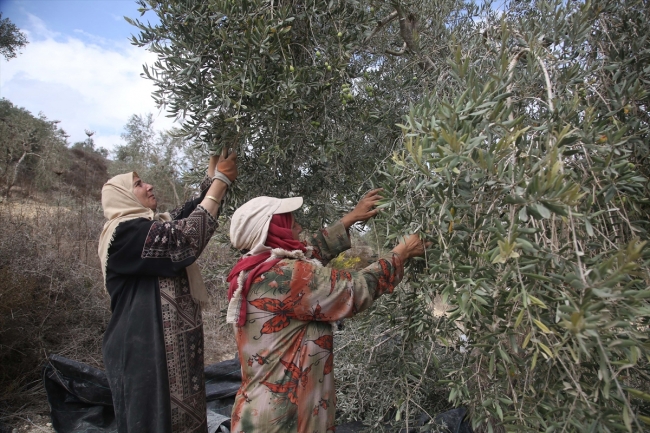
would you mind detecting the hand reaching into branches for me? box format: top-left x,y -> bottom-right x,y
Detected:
340,188 -> 384,229
208,147 -> 238,183
391,234 -> 429,260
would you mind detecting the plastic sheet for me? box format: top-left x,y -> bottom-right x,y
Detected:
43,354 -> 238,433
43,354 -> 472,433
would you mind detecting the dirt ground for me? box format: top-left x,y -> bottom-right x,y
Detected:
11,416 -> 54,433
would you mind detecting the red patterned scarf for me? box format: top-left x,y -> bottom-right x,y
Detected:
226,213 -> 306,326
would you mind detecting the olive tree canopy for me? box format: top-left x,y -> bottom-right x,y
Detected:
127,0 -> 476,224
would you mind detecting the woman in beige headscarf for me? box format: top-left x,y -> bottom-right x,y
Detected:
98,151 -> 237,433
224,191 -> 427,433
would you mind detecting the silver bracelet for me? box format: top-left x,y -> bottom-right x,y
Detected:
212,171 -> 232,187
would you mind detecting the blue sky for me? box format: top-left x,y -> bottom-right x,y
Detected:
0,0 -> 175,151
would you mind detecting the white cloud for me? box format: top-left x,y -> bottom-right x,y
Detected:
0,14 -> 177,151
25,13 -> 60,39
73,28 -> 113,46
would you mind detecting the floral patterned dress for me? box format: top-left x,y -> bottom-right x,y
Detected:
231,222 -> 404,433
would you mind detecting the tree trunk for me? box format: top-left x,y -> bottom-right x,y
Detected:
168,178 -> 181,205
5,150 -> 27,198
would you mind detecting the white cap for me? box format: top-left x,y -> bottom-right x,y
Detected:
230,196 -> 303,256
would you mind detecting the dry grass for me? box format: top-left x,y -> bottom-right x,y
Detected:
0,196 -> 111,428
0,197 -> 241,430
197,230 -> 239,364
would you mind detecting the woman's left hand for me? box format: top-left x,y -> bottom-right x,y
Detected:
341,188 -> 384,229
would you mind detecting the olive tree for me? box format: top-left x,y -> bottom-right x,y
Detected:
127,0 -> 479,225
127,0 -> 650,431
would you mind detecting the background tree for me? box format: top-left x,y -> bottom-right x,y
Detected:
71,130 -> 109,159
0,99 -> 69,197
110,113 -> 186,210
0,13 -> 28,61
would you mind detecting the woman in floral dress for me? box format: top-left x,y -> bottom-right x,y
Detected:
225,191 -> 427,433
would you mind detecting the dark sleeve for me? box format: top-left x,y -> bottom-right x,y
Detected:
169,176 -> 214,220
107,205 -> 218,277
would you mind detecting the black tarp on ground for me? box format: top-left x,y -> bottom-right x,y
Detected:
43,354 -> 472,433
43,354 -> 116,433
43,354 -> 239,433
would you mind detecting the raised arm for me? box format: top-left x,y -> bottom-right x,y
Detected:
248,234 -> 426,324
170,150 -> 238,220
306,222 -> 352,265
168,175 -> 212,220
107,151 -> 238,278
107,206 -> 219,278
306,188 -> 385,265
297,233 -> 426,321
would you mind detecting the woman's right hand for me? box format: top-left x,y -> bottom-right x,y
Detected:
392,234 -> 428,260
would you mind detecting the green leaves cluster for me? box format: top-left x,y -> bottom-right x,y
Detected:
128,0 -> 478,224
375,0 -> 650,430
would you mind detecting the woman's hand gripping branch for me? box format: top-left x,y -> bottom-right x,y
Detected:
391,234 -> 430,260
339,188 -> 429,261
202,148 -> 238,217
340,188 -> 384,230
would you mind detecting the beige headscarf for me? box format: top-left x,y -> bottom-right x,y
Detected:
98,172 -> 208,304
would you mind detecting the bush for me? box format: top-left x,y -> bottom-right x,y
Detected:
0,199 -> 111,417
334,295 -> 457,432
373,0 -> 650,431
